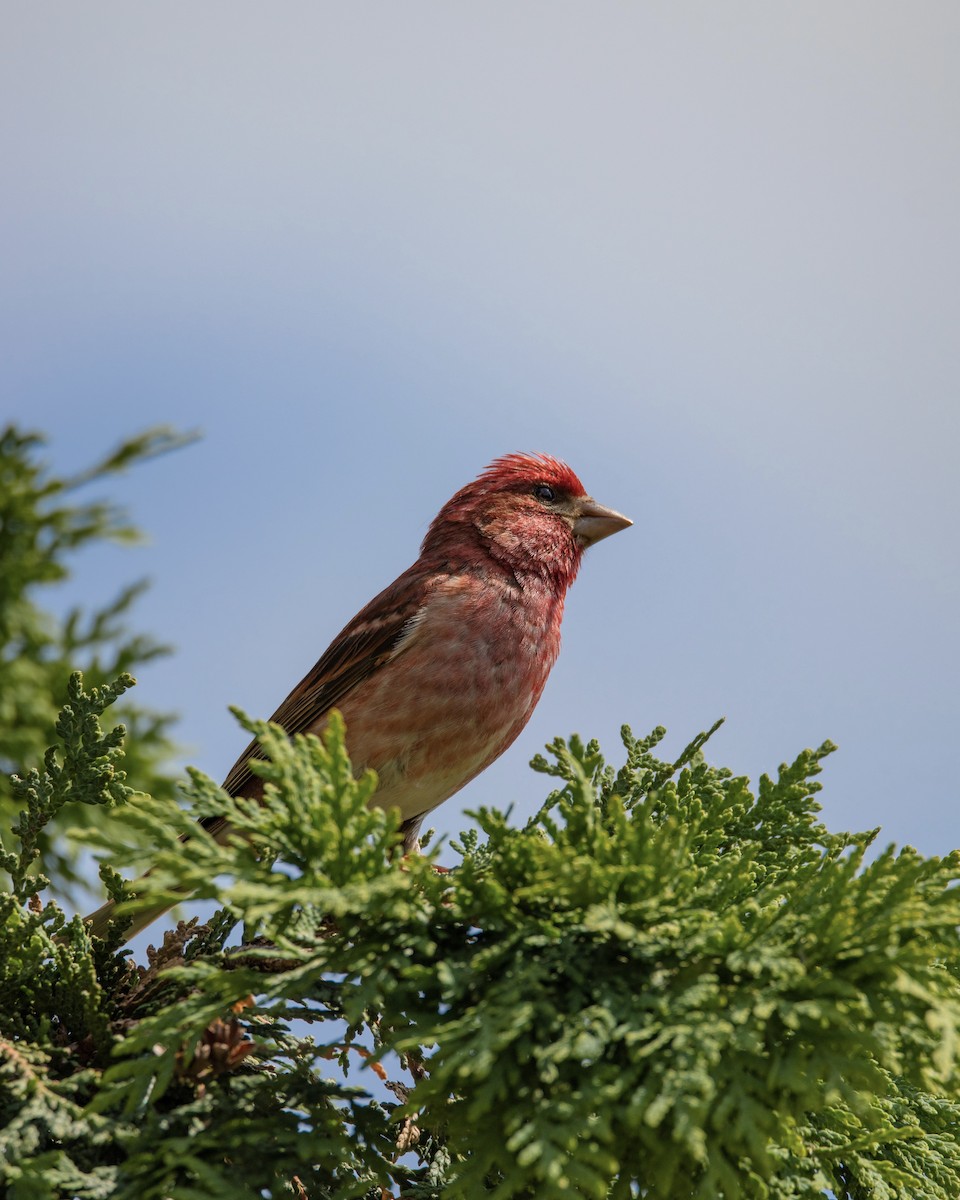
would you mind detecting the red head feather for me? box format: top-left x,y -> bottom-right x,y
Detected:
477,453 -> 586,498
421,453 -> 590,590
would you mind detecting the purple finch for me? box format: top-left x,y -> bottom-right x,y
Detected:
86,453 -> 630,940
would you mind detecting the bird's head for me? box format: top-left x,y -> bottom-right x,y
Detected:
422,453 -> 632,588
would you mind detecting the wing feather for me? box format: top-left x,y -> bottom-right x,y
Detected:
218,565 -> 430,800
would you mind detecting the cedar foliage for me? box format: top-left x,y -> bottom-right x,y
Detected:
0,424 -> 193,895
2,429 -> 960,1199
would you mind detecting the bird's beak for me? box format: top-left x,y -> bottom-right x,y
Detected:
573,497 -> 633,546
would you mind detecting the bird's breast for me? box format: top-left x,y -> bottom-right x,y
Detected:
331,572 -> 565,822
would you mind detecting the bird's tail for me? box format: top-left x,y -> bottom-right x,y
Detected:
84,893 -> 180,944
83,815 -> 238,944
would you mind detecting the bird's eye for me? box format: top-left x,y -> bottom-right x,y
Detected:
533,484 -> 556,502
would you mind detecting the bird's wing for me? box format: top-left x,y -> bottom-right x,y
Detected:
218,565 -> 430,802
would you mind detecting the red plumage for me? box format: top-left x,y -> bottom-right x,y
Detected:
475,452 -> 586,497
224,450 -> 629,844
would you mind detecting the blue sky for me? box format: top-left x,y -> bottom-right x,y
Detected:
2,4 -> 958,895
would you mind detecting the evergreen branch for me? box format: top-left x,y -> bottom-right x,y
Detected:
2,671 -> 134,899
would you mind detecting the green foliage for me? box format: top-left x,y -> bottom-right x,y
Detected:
0,425 -> 194,895
2,675 -> 959,1198
1,425 -> 957,1194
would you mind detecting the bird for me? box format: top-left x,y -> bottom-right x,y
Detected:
84,452 -> 631,942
